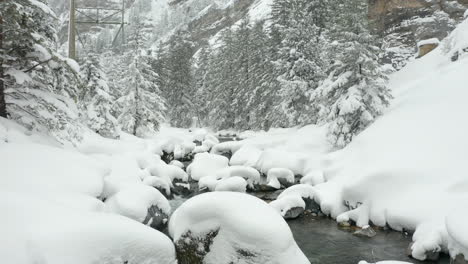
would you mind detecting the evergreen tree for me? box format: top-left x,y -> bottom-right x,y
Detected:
163,30 -> 196,128
116,16 -> 166,136
1,0 -> 84,142
80,54 -> 118,138
314,0 -> 392,147
271,0 -> 331,126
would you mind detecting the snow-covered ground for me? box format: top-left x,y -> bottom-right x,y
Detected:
2,14 -> 467,264
205,17 -> 468,261
0,121 -> 215,264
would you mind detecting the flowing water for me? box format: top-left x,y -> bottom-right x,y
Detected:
169,196 -> 450,264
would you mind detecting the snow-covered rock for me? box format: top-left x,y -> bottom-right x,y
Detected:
187,152 -> 229,181
215,165 -> 261,186
142,176 -> 172,196
170,160 -> 185,169
270,195 -> 306,219
229,145 -> 262,167
256,150 -> 306,175
266,168 -> 295,189
312,17 -> 468,260
214,176 -> 247,193
169,192 -> 310,264
0,192 -> 177,264
105,185 -> 171,229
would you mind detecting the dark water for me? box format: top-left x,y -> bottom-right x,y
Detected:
288,215 -> 450,264
170,196 -> 450,264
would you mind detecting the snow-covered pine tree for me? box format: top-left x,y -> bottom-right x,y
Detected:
1,0 -> 84,143
192,45 -> 211,127
247,20 -> 280,130
116,17 -> 166,137
206,28 -> 238,130
270,0 -> 330,126
80,54 -> 118,138
231,18 -> 253,130
314,0 -> 392,148
162,30 -> 195,128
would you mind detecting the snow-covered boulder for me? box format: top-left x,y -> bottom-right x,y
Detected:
215,165 -> 261,187
1,192 -> 177,264
199,175 -> 219,191
142,176 -> 172,196
214,176 -> 247,193
170,160 -> 185,169
256,149 -> 306,175
169,192 -> 310,264
148,163 -> 189,182
266,168 -> 295,189
211,140 -> 243,156
270,195 -> 306,219
105,185 -> 171,230
187,153 -> 229,181
300,170 -> 325,186
229,145 -> 262,167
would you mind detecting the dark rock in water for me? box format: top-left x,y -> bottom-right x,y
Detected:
175,229 -> 220,264
178,152 -> 195,163
453,254 -> 468,264
161,151 -> 175,164
353,226 -> 377,238
284,206 -> 305,219
143,205 -> 169,231
338,221 -> 352,228
251,190 -> 283,201
253,183 -> 279,192
278,177 -> 294,188
174,228 -> 258,264
406,241 -> 440,261
172,181 -> 192,197
304,197 -> 321,214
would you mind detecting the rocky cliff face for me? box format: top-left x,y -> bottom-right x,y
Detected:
368,0 -> 468,68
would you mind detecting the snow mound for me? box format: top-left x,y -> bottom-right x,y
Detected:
229,145 -> 262,167
312,18 -> 468,260
148,162 -> 188,182
266,168 -> 295,189
199,175 -> 220,191
215,165 -> 261,186
1,142 -> 106,197
278,184 -> 316,200
169,160 -> 185,169
447,209 -> 468,260
270,195 -> 305,217
214,176 -> 247,192
105,185 -> 171,222
256,149 -> 306,175
169,192 -> 309,264
142,176 -> 172,195
0,192 -> 176,264
187,152 -> 229,181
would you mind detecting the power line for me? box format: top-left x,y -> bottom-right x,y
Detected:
68,0 -> 127,59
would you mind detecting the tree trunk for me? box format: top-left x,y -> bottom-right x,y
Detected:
0,14 -> 7,118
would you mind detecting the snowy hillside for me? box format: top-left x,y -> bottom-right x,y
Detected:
216,16 -> 468,261
2,1 -> 468,264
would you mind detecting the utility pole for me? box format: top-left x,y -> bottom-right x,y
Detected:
68,0 -> 126,59
68,0 -> 76,59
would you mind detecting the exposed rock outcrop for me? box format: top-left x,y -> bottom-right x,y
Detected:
368,0 -> 468,69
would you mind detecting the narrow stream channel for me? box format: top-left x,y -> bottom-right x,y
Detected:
169,196 -> 450,264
